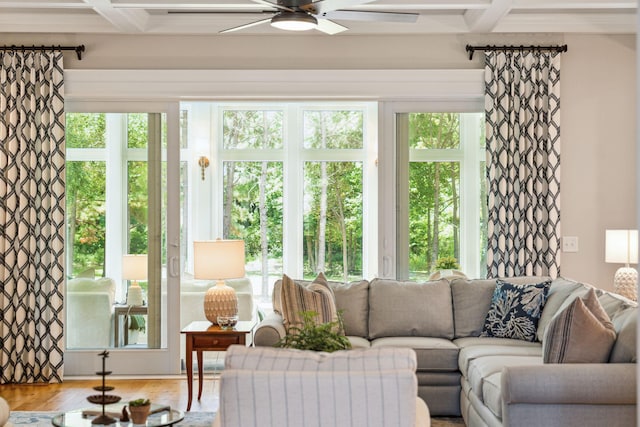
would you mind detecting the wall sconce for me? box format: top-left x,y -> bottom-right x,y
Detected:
198,156 -> 210,181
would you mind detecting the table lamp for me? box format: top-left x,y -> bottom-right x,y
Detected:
193,239 -> 245,324
122,254 -> 147,306
605,229 -> 638,301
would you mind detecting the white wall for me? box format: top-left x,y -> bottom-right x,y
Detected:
6,31 -> 635,289
561,34 -> 637,290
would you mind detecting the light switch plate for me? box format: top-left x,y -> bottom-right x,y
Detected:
562,236 -> 579,253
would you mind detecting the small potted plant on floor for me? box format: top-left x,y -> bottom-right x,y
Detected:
128,398 -> 151,424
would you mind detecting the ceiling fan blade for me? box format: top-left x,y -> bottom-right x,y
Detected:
251,0 -> 295,13
219,17 -> 272,34
315,18 -> 348,35
300,0 -> 375,15
320,10 -> 418,23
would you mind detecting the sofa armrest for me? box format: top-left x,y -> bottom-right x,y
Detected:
502,364 -> 637,427
253,311 -> 286,347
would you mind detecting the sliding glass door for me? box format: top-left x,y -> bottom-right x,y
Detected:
64,104 -> 180,375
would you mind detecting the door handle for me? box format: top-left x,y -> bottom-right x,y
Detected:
169,256 -> 179,277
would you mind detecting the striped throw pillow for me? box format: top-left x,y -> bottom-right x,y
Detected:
543,288 -> 617,363
280,273 -> 338,332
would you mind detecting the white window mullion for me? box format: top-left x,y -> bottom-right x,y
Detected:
105,113 -> 125,301
459,113 -> 483,279
283,105 -> 303,279
363,103 -> 378,279
188,103 -> 215,252
378,102 -> 397,279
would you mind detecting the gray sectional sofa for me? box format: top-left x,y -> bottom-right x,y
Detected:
254,276 -> 637,427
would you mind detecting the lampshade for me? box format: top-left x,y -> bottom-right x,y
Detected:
193,240 -> 245,280
122,254 -> 148,280
123,254 -> 147,306
605,230 -> 639,265
193,239 -> 245,324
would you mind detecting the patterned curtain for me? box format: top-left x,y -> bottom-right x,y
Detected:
485,50 -> 561,279
0,51 -> 65,383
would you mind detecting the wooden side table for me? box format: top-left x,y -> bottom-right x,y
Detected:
181,320 -> 256,411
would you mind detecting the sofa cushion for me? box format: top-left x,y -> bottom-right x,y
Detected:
458,342 -> 542,377
482,372 -> 503,419
450,278 -> 496,338
368,278 -> 454,339
609,306 -> 637,363
536,277 -> 587,341
371,336 -> 459,371
280,273 -> 338,333
467,355 -> 541,400
598,291 -> 633,319
453,336 -> 542,350
332,280 -> 369,338
273,277 -> 369,338
481,279 -> 551,342
543,289 -> 616,363
347,336 -> 371,349
451,276 -> 548,339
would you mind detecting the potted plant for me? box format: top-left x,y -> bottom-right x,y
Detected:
128,398 -> 151,424
429,256 -> 466,280
128,315 -> 146,345
275,310 -> 351,352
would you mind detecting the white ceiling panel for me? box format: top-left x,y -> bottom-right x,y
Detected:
0,0 -> 633,34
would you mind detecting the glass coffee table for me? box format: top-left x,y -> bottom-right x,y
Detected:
51,407 -> 184,426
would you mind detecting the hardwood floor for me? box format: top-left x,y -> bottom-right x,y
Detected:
1,377 -> 467,426
0,377 -> 220,413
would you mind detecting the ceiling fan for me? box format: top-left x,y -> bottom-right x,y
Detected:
217,0 -> 419,35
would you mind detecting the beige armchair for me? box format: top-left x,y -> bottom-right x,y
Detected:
214,346 -> 430,427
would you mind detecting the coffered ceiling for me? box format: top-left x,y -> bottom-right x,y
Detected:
0,0 -> 635,35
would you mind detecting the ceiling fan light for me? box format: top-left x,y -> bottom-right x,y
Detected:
271,12 -> 317,31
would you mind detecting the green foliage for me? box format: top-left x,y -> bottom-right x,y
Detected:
129,315 -> 146,332
66,113 -> 152,277
435,256 -> 460,270
275,311 -> 352,353
129,398 -> 150,407
407,113 -> 462,279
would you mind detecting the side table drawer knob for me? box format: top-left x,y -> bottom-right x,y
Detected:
192,335 -> 240,349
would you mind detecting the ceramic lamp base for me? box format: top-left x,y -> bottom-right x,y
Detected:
126,282 -> 144,306
204,281 -> 238,324
614,267 -> 638,301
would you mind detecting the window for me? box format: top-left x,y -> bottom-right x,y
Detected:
396,112 -> 486,280
181,102 -> 377,298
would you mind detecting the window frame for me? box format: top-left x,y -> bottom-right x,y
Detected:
378,100 -> 485,280
182,101 -> 378,286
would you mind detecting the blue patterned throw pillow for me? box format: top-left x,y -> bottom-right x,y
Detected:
481,279 -> 552,342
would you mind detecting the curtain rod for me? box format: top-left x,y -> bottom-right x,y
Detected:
465,44 -> 568,61
0,45 -> 85,60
